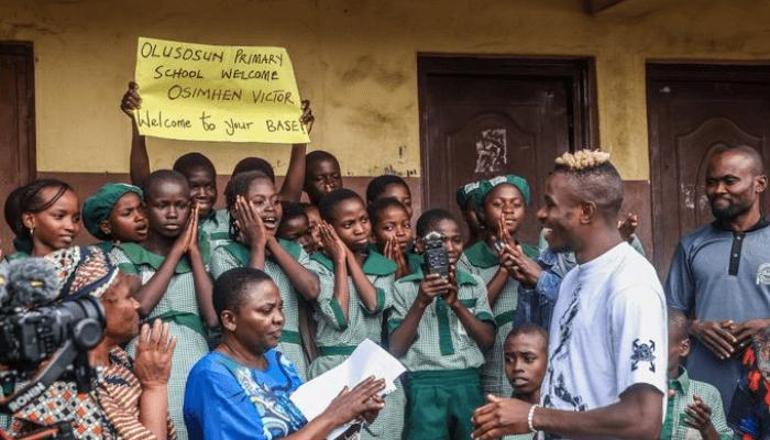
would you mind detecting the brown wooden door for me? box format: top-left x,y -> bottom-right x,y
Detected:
418,56 -> 597,245
0,43 -> 36,255
648,64 -> 770,276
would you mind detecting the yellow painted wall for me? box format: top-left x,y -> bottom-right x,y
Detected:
3,0 -> 770,180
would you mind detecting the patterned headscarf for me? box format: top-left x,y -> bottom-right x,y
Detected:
45,246 -> 119,300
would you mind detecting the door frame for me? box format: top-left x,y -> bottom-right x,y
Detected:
646,63 -> 770,271
416,54 -> 599,213
1,41 -> 37,181
1,41 -> 36,255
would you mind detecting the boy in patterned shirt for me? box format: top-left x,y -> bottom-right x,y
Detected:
389,209 -> 495,440
662,309 -> 732,440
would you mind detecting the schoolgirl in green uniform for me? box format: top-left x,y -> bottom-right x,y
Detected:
389,209 -> 496,440
209,170 -> 320,380
109,170 -> 217,440
458,175 -> 539,397
306,188 -> 404,440
367,197 -> 421,279
82,183 -> 148,252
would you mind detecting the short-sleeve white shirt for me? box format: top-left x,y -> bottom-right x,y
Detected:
541,242 -> 667,418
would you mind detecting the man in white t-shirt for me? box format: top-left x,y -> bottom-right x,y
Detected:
473,150 -> 668,439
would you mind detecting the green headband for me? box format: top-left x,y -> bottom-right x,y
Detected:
82,183 -> 143,241
455,181 -> 481,209
472,174 -> 531,210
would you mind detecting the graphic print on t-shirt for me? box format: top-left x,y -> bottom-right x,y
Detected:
630,339 -> 657,372
543,284 -> 587,412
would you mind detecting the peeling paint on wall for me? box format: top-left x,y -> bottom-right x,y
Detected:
6,0 -> 770,178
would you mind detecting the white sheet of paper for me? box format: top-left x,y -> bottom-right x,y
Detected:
290,339 -> 406,439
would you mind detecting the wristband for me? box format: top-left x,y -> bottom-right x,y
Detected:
527,404 -> 540,433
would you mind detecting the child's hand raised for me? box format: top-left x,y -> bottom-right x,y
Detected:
417,273 -> 450,307
300,99 -> 314,134
684,395 -> 718,438
234,195 -> 268,249
617,212 -> 639,242
120,81 -> 142,119
186,203 -> 201,254
442,265 -> 460,306
384,238 -> 410,279
170,202 -> 199,259
319,222 -> 347,265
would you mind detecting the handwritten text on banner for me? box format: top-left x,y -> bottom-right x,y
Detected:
134,37 -> 309,143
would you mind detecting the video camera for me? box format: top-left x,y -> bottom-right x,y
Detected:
0,258 -> 105,415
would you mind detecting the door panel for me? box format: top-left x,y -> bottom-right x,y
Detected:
648,64 -> 770,276
419,57 -> 596,245
0,43 -> 36,255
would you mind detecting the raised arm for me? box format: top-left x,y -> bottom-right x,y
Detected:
121,81 -> 151,187
233,195 -> 267,270
133,209 -> 196,316
346,249 -> 380,314
186,207 -> 217,328
318,223 -> 351,321
278,100 -> 313,202
444,272 -> 494,351
267,236 -> 320,300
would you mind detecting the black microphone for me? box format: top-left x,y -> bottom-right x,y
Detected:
6,258 -> 60,308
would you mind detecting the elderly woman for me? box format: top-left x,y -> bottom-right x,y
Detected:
10,246 -> 177,439
184,267 -> 385,440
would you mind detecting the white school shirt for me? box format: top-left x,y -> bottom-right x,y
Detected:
540,242 -> 667,436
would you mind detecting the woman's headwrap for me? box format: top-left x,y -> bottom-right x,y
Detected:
455,181 -> 482,210
472,174 -> 532,211
45,246 -> 119,300
82,183 -> 143,241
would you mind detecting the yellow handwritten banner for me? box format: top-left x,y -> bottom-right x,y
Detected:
134,37 -> 309,143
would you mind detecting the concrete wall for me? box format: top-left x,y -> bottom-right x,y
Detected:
4,0 -> 770,180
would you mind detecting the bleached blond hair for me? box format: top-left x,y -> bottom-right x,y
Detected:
552,148 -> 624,221
555,149 -> 611,171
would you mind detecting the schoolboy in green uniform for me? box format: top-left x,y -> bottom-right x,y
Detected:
458,175 -> 538,397
209,171 -> 320,380
501,324 -> 548,440
306,188 -> 404,440
389,209 -> 495,440
662,309 -> 732,440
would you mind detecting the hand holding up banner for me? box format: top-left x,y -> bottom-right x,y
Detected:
133,37 -> 310,144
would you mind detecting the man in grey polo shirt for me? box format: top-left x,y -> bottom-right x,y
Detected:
666,145 -> 770,410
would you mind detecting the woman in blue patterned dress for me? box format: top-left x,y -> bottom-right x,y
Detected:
184,267 -> 385,440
